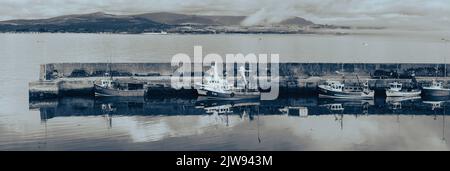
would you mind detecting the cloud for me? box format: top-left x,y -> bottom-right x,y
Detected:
0,0 -> 449,29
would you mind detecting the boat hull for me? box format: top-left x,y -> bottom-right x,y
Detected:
94,84 -> 146,97
422,88 -> 450,97
385,96 -> 421,103
318,86 -> 374,99
386,90 -> 421,97
196,89 -> 260,100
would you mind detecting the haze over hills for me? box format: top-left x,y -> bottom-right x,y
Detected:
0,12 -> 340,34
135,12 -> 314,26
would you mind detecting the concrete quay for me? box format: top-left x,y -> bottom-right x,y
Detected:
29,63 -> 450,100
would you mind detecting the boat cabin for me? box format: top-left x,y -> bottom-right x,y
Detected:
325,81 -> 345,91
99,79 -> 113,88
431,81 -> 443,89
324,80 -> 370,92
389,82 -> 403,91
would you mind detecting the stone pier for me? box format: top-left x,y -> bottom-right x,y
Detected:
29,63 -> 450,100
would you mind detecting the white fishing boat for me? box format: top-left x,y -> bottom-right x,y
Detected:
385,82 -> 421,97
195,65 -> 260,100
318,80 -> 374,99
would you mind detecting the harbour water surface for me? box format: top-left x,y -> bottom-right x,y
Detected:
1,31 -> 450,150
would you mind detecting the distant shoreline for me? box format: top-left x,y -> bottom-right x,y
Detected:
0,30 -> 354,36
0,12 -> 387,36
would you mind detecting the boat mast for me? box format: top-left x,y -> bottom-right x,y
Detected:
356,74 -> 363,89
396,64 -> 400,79
239,66 -> 249,90
109,62 -> 113,80
444,38 -> 448,78
107,56 -> 113,80
445,58 -> 447,78
445,44 -> 447,78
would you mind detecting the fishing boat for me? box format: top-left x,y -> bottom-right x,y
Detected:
318,80 -> 374,99
195,65 -> 260,100
386,82 -> 421,97
422,80 -> 450,97
94,61 -> 146,97
94,79 -> 146,97
422,64 -> 450,98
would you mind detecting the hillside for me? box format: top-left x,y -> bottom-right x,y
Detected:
0,12 -> 318,33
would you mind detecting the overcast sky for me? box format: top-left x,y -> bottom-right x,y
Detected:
1,0 -> 449,29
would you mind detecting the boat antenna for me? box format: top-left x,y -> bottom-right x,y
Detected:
443,39 -> 448,77
444,62 -> 447,77
445,58 -> 447,78
355,74 -> 363,88
435,64 -> 439,78
109,63 -> 113,80
106,55 -> 113,80
396,64 -> 400,79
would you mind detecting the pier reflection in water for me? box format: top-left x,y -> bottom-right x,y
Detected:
22,96 -> 450,150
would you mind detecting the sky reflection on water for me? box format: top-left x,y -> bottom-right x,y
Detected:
1,97 -> 448,151
1,33 -> 450,150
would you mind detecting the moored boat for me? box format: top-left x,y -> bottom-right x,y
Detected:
318,80 -> 374,99
385,82 -> 421,97
195,65 -> 260,100
422,80 -> 450,98
94,79 -> 146,97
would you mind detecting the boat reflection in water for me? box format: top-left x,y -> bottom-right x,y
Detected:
29,96 -> 450,123
27,96 -> 450,150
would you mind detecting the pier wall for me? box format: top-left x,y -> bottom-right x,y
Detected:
40,63 -> 449,81
30,62 -> 450,100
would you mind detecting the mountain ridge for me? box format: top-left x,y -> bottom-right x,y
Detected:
0,12 -> 315,26
0,12 -> 330,34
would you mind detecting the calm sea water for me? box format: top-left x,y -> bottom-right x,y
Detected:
1,30 -> 450,150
